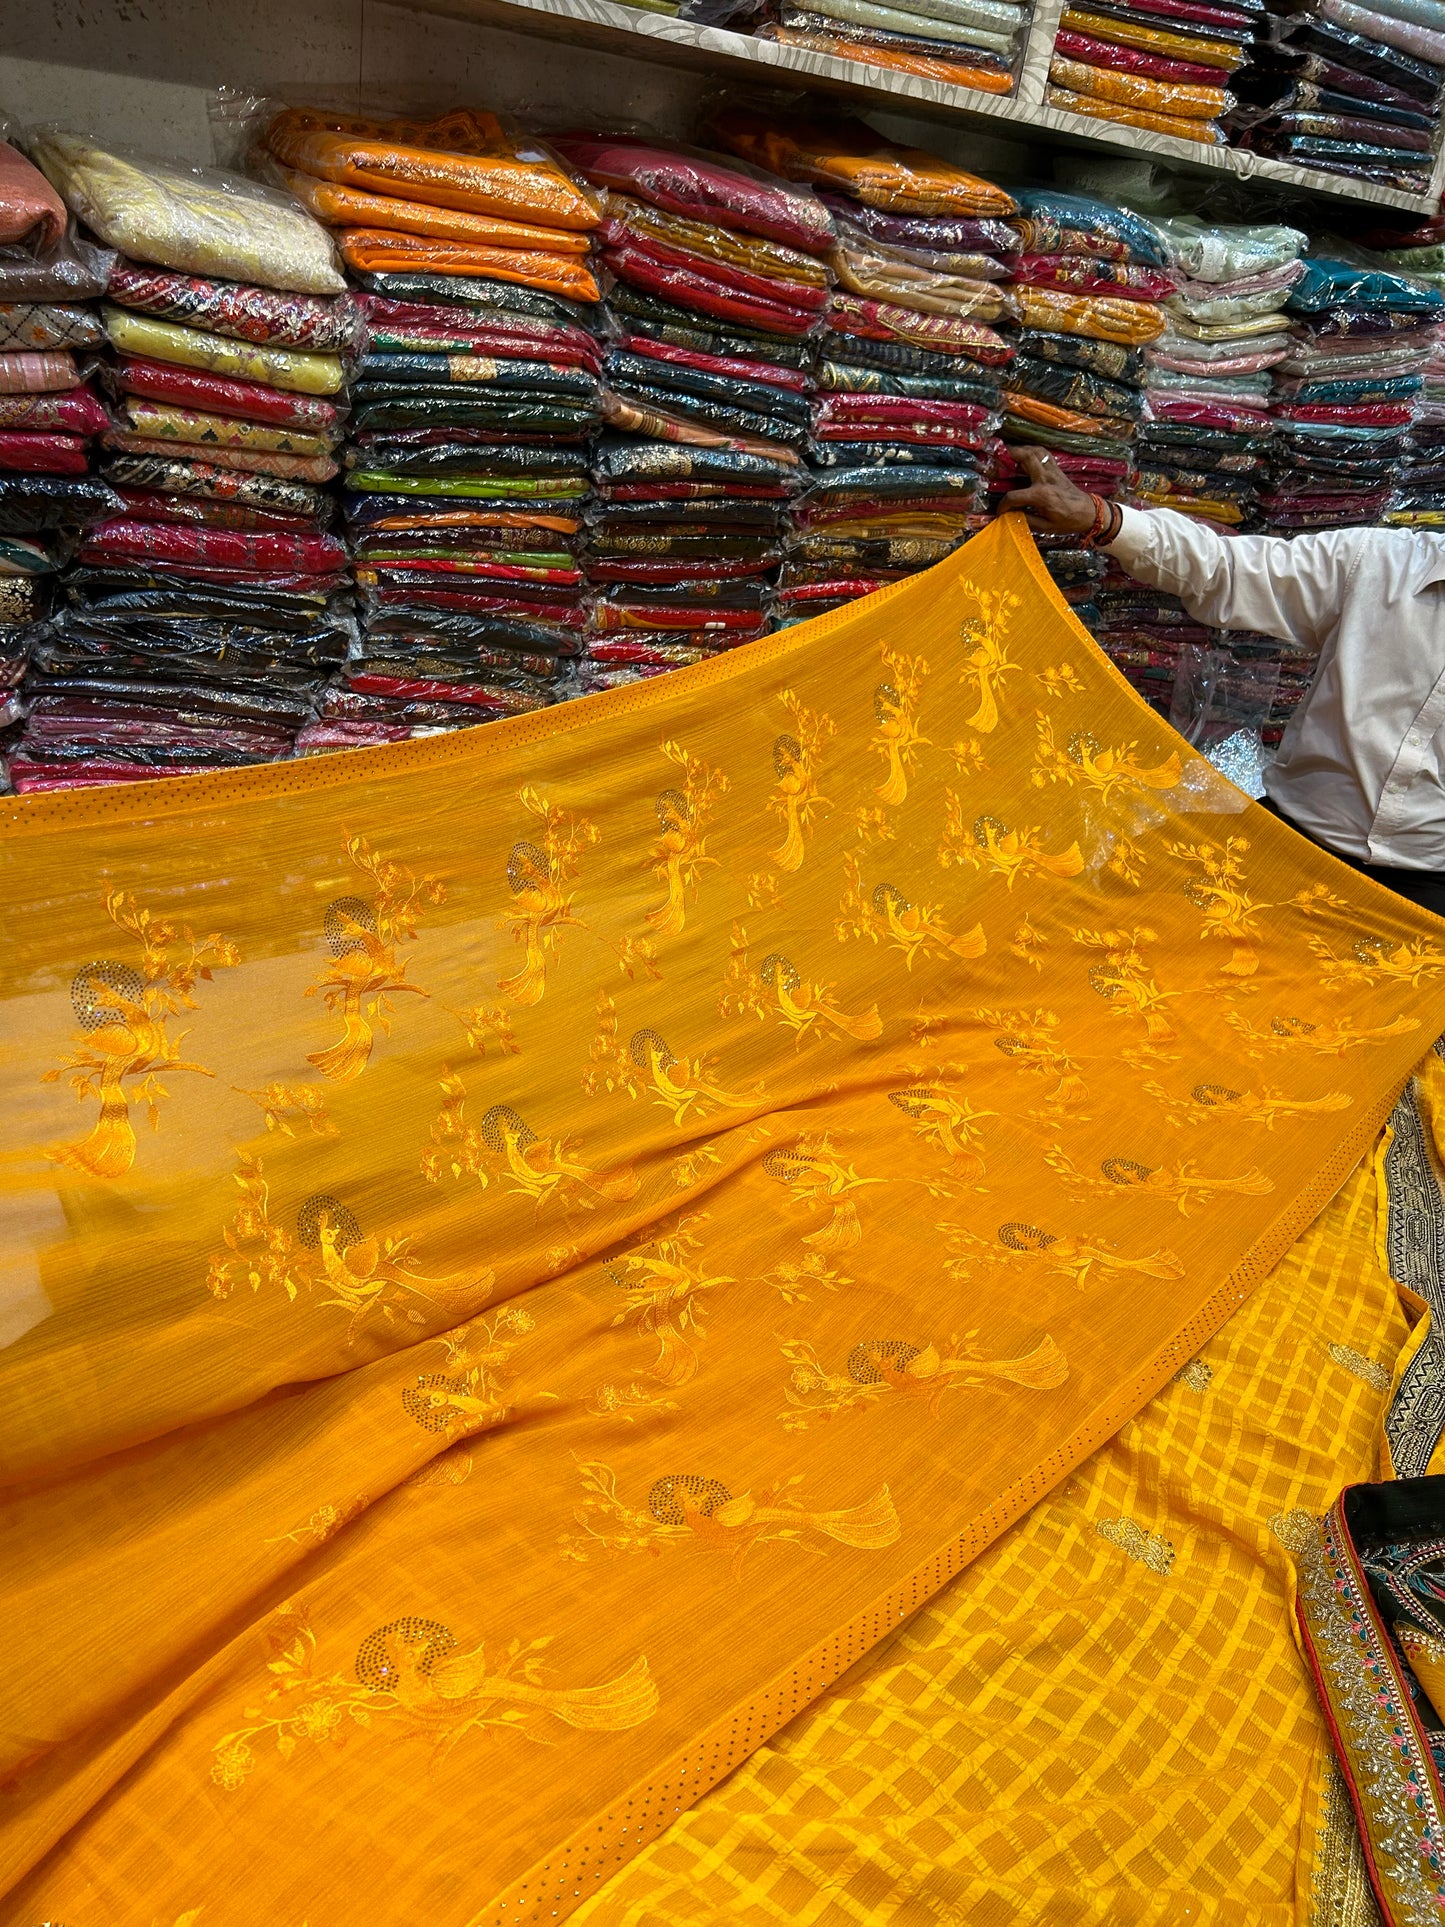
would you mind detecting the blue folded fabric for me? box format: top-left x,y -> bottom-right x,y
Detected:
1287,257 -> 1445,314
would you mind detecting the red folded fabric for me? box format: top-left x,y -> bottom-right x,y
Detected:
1052,28 -> 1226,83
113,356 -> 343,431
366,585 -> 588,625
588,557 -> 783,583
813,395 -> 994,429
550,135 -> 835,253
602,226 -> 828,313
358,294 -> 603,370
616,333 -> 811,392
813,421 -> 998,448
589,603 -> 766,633
1013,255 -> 1177,300
80,518 -> 348,573
113,487 -> 318,533
828,293 -> 1013,363
1273,402 -> 1416,425
0,431 -> 89,473
357,559 -> 584,585
0,386 -> 109,434
0,139 -> 67,252
1148,398 -> 1273,431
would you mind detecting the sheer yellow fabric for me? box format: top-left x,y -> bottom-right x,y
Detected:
577,1133 -> 1407,1927
0,517 -> 1441,1927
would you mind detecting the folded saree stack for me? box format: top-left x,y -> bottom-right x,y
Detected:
7,128 -> 348,792
754,0 -> 1027,92
1343,214 -> 1445,527
1230,0 -> 1445,188
1135,213 -> 1304,527
1047,0 -> 1258,143
1262,254 -> 1445,533
716,113 -> 1013,624
0,136 -> 118,787
257,106 -> 604,746
551,133 -> 825,681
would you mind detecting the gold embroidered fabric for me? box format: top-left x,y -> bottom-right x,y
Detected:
578,1144 -> 1406,1926
1,516 -> 1440,1927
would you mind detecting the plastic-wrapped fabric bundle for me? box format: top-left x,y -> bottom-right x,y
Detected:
1050,0 -> 1259,140
554,135 -> 829,683
1257,255 -> 1445,533
0,136 -> 121,788
8,122 -> 356,791
994,193 -> 1170,536
700,124 -> 1009,628
1228,14 -> 1443,186
249,104 -> 613,738
720,0 -> 1030,90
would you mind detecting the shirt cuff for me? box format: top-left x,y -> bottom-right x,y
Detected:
1103,504 -> 1154,567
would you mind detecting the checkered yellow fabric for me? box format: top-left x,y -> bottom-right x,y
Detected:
577,1153 -> 1403,1926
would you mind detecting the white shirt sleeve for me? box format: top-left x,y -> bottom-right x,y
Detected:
1104,506 -> 1368,654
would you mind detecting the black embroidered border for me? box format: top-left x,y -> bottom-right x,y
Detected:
1384,1077 -> 1445,1479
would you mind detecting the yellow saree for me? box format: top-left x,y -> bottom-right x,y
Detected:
1,516 -> 1442,1926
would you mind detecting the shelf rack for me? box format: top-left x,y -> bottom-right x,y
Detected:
404,0 -> 1445,215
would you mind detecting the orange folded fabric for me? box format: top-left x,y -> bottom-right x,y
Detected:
1004,390 -> 1130,437
713,109 -> 1017,218
764,28 -> 1017,91
1050,53 -> 1229,118
338,229 -> 600,302
275,164 -> 595,254
1046,84 -> 1227,142
1015,283 -> 1169,343
264,107 -> 601,231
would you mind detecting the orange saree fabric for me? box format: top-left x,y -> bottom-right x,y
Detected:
1,516 -> 1442,1926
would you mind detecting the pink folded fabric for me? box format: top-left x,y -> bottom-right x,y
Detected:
0,350 -> 80,394
1320,0 -> 1445,62
0,140 -> 67,252
1150,346 -> 1290,374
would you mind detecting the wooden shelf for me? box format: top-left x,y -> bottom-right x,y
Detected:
402,0 -> 1443,214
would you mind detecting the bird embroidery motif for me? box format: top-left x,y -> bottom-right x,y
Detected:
1044,1147 -> 1273,1215
871,647 -> 929,805
1074,928 -> 1178,1041
1225,1011 -> 1422,1058
1031,718 -> 1181,809
944,810 -> 1085,890
720,930 -> 882,1046
945,1220 -> 1185,1292
1144,1080 -> 1354,1130
763,1137 -> 882,1250
958,585 -> 1021,733
583,993 -> 762,1127
779,1331 -> 1068,1428
559,1462 -> 901,1577
767,689 -> 833,873
607,1216 -> 729,1389
304,837 -> 442,1083
424,1084 -> 640,1213
835,855 -> 986,971
644,739 -> 728,938
209,1607 -> 656,1787
206,1161 -> 494,1346
44,887 -> 237,1179
888,1081 -> 994,1183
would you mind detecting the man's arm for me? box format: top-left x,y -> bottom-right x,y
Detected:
998,449 -> 1360,653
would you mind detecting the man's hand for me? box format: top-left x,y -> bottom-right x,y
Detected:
997,447 -> 1099,535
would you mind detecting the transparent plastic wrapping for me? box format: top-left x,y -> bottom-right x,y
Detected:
828,237 -> 1018,318
110,355 -> 343,432
337,230 -> 600,302
1167,643 -> 1280,796
1044,84 -> 1227,141
600,195 -> 831,290
1012,253 -> 1177,298
1049,54 -> 1232,118
602,238 -> 822,336
106,260 -> 358,352
829,289 -> 1014,357
1053,26 -> 1225,79
1060,6 -> 1246,64
763,22 -> 1017,91
28,126 -> 345,296
1007,189 -> 1171,266
549,134 -> 835,253
0,350 -> 83,395
711,111 -> 1018,217
102,307 -> 347,396
788,0 -> 1022,52
254,103 -> 602,232
0,303 -> 104,352
0,225 -> 114,303
266,163 -> 594,256
1014,284 -> 1168,344
0,138 -> 67,252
